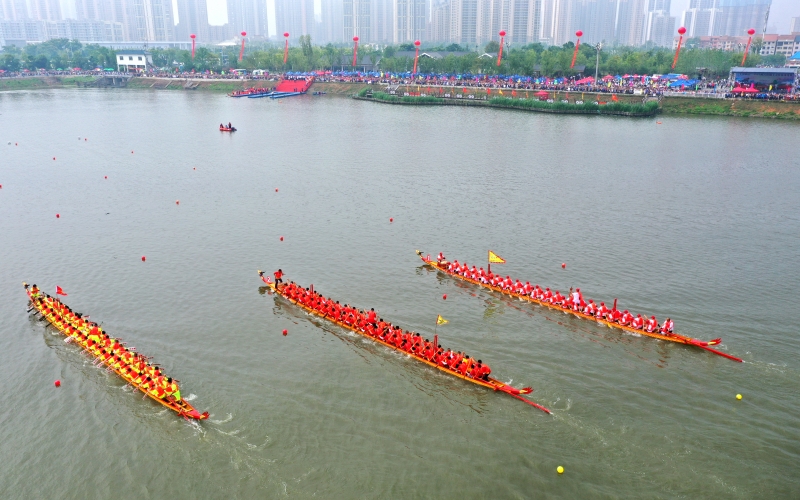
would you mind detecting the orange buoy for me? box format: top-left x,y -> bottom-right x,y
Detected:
280,236 -> 284,241
56,213 -> 60,218
282,329 -> 288,336
561,263 -> 566,269
443,294 -> 447,300
141,256 -> 146,262
54,380 -> 61,387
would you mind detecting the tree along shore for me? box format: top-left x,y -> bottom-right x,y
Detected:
2,76 -> 797,120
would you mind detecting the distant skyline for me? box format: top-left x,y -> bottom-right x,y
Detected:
201,0 -> 796,39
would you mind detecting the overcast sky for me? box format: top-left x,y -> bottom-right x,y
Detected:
203,0 -> 798,37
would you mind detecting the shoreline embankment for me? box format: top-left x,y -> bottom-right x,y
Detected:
2,76 -> 798,120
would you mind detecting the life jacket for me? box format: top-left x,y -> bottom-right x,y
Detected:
661,319 -> 674,332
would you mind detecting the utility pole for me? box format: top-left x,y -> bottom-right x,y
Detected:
594,43 -> 602,84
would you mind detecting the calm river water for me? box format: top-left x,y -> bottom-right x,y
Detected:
1,89 -> 798,499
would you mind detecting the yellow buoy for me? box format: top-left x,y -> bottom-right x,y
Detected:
557,466 -> 564,474
736,394 -> 742,400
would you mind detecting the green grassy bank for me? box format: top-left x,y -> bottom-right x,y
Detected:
0,76 -> 94,90
358,90 -> 660,117
659,96 -> 800,119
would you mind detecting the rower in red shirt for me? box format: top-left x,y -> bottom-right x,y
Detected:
273,269 -> 283,285
620,310 -> 633,326
645,316 -> 658,332
596,302 -> 609,318
631,314 -> 644,329
660,318 -> 674,334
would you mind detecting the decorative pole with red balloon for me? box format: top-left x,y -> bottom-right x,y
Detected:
190,34 -> 196,60
497,30 -> 506,66
671,26 -> 686,69
412,40 -> 421,74
239,31 -> 246,62
283,32 -> 290,65
352,36 -> 359,67
741,28 -> 756,65
570,30 -> 582,68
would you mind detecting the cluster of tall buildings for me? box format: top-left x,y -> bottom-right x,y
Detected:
0,0 -> 784,48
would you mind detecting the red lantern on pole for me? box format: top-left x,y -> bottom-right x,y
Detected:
283,32 -> 290,64
741,28 -> 756,66
239,31 -> 246,62
671,26 -> 686,69
570,30 -> 582,69
352,36 -> 359,67
412,40 -> 421,74
190,34 -> 196,60
497,30 -> 506,67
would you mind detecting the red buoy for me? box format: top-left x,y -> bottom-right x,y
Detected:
443,294 -> 447,300
56,213 -> 60,218
54,380 -> 61,387
275,188 -> 278,192
280,236 -> 284,241
176,200 -> 180,205
141,256 -> 146,262
562,263 -> 566,269
84,138 -> 87,141
104,176 -> 107,179
131,151 -> 134,154
0,184 -> 3,189
282,329 -> 288,336
389,218 -> 393,222
53,157 -> 56,160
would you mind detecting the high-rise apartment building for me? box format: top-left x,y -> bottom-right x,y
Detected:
682,0 -> 770,38
1,0 -> 31,20
320,0 -> 344,43
174,0 -> 209,41
275,0 -> 313,38
393,0 -> 426,43
123,0 -> 174,41
712,0 -> 770,36
616,0 -> 646,46
431,0 -> 539,46
791,17 -> 799,33
30,0 -> 61,21
343,0 -> 372,42
507,0 -> 542,44
644,0 -> 675,46
227,0 -> 268,38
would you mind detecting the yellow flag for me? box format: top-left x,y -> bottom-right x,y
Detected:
488,250 -> 506,264
436,315 -> 448,325
498,89 -> 504,95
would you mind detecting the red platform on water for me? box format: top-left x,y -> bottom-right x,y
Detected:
274,76 -> 314,93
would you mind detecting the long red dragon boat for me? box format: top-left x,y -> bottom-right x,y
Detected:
259,271 -> 552,413
416,251 -> 742,363
24,283 -> 209,420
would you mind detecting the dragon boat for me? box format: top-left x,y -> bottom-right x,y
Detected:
259,271 -> 551,413
416,251 -> 743,363
24,283 -> 209,420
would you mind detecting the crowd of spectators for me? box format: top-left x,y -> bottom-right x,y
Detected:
1,68 -> 796,100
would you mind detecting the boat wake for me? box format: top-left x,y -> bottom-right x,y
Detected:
211,413 -> 234,425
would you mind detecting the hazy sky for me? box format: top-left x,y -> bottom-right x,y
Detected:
203,0 -> 797,37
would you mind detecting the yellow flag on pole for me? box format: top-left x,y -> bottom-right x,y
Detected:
488,250 -> 506,264
436,315 -> 449,325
